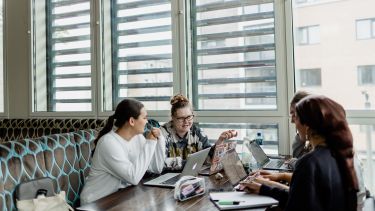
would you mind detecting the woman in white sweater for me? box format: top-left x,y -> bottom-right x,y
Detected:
80,99 -> 166,204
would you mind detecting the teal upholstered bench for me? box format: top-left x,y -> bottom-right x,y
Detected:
0,119 -> 105,143
0,129 -> 97,210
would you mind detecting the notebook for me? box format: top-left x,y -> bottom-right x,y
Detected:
143,147 -> 210,188
199,141 -> 237,176
210,191 -> 278,210
247,141 -> 291,171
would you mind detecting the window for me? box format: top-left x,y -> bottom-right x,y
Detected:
358,65 -> 375,85
356,18 -> 375,40
348,123 -> 375,194
189,0 -> 281,155
31,0 -> 287,156
299,68 -> 321,87
296,25 -> 320,45
199,122 -> 279,154
190,0 -> 277,110
293,0 -> 375,194
0,0 -> 3,113
33,0 -> 92,112
108,0 -> 173,111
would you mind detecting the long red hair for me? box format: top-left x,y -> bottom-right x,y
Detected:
296,95 -> 358,210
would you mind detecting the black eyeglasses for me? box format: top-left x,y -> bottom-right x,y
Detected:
175,114 -> 195,123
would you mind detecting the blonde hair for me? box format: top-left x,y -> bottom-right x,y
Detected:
170,94 -> 192,117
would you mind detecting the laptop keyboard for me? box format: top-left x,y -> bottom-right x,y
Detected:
161,175 -> 181,185
265,160 -> 284,169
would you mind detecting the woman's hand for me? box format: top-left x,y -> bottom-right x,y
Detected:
255,177 -> 289,190
263,172 -> 292,183
216,130 -> 238,144
239,179 -> 262,194
250,170 -> 292,183
146,128 -> 161,140
250,169 -> 271,176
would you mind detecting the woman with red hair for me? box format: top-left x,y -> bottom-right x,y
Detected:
241,95 -> 358,211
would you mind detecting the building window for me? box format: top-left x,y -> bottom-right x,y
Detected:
297,25 -> 320,45
356,18 -> 375,40
358,65 -> 375,85
299,68 -> 322,87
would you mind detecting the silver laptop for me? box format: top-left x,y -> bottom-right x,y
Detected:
247,141 -> 291,171
221,149 -> 248,188
143,147 -> 210,188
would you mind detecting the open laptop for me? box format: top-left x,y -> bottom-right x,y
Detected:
199,141 -> 237,176
247,141 -> 291,171
143,147 -> 210,188
221,149 -> 248,188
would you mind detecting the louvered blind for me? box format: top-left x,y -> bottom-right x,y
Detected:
191,0 -> 276,110
46,0 -> 92,111
111,0 -> 173,110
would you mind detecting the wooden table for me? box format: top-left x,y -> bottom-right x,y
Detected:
78,173 -> 239,211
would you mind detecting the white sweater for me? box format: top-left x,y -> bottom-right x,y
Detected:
80,130 -> 166,204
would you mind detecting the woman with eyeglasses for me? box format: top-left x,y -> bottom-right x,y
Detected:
161,94 -> 237,170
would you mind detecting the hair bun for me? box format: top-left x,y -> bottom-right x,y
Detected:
170,94 -> 189,106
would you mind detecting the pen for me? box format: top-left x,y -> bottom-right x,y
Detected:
217,200 -> 243,205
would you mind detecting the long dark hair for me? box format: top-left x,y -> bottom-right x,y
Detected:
295,95 -> 358,210
92,98 -> 144,155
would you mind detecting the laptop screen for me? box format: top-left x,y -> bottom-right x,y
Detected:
222,149 -> 248,186
248,141 -> 270,166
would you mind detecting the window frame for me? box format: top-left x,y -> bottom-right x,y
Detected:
358,65 -> 375,86
0,0 -> 5,116
296,25 -> 320,45
356,18 -> 375,40
298,68 -> 322,87
30,0 -> 98,117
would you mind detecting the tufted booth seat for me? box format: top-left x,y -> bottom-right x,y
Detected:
0,129 -> 97,211
0,119 -> 105,143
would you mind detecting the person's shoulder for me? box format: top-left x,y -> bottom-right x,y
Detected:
96,131 -> 123,152
191,123 -> 201,130
161,121 -> 172,130
191,123 -> 206,136
100,130 -> 116,142
161,121 -> 173,135
295,147 -> 329,168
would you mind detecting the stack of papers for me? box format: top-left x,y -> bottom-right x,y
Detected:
209,191 -> 278,210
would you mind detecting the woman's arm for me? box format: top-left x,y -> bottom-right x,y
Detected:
239,178 -> 289,208
101,135 -> 157,185
263,172 -> 293,184
147,128 -> 166,173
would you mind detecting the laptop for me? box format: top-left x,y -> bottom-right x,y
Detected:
247,141 -> 291,171
143,147 -> 210,188
221,149 -> 248,188
199,141 -> 237,176
212,149 -> 279,210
